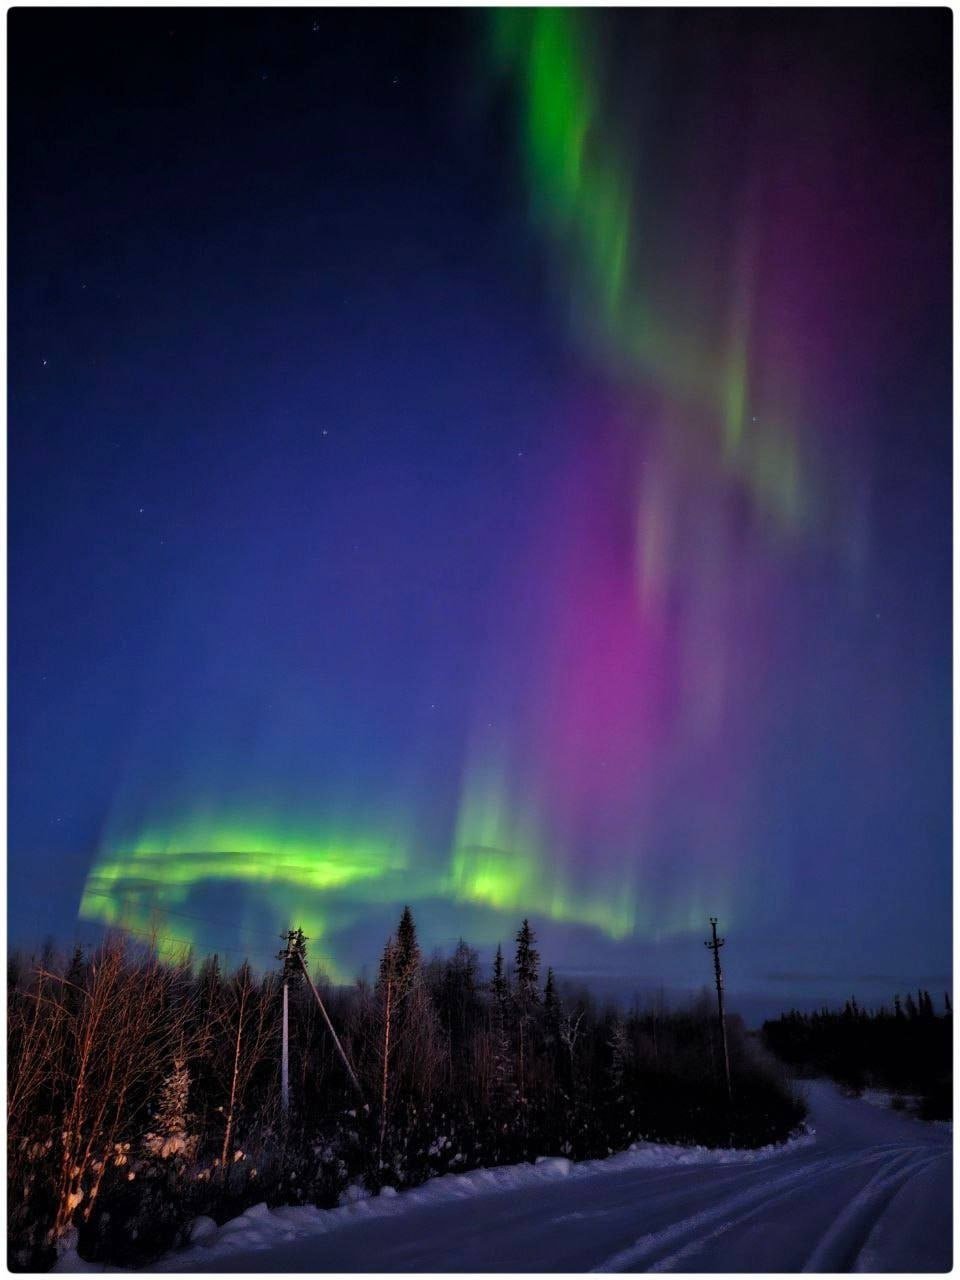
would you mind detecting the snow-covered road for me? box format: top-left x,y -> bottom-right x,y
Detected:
155,1081 -> 951,1273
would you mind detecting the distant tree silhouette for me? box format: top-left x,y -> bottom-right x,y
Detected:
763,995 -> 950,1120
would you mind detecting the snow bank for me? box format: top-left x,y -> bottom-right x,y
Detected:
152,1128 -> 816,1271
186,1216 -> 218,1245
51,1230 -> 107,1274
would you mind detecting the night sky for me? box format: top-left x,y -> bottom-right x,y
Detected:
9,8 -> 951,1013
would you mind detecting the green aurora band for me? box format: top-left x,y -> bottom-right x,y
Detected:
80,807 -> 707,973
488,7 -> 807,535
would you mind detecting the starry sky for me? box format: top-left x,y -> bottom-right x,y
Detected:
9,8 -> 951,1013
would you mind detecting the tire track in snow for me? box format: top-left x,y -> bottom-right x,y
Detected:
801,1149 -> 948,1272
592,1148 -> 895,1272
645,1151 -> 935,1274
634,1148 -> 938,1274
851,1149 -> 952,1273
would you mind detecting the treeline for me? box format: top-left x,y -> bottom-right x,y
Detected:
762,991 -> 951,1120
9,910 -> 805,1270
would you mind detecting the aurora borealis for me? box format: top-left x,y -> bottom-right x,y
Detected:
9,9 -> 951,1008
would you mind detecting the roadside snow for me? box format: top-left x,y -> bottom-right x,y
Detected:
187,1216 -> 218,1245
150,1128 -> 816,1271
51,1231 -> 106,1274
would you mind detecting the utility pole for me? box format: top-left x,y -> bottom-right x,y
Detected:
278,928 -> 308,1124
282,975 -> 290,1119
704,917 -> 732,1102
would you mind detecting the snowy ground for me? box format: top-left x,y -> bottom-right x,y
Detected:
150,1081 -> 951,1273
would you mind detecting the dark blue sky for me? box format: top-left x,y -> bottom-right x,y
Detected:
8,9 -> 951,1012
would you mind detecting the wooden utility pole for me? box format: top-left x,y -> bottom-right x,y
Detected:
281,971 -> 290,1119
704,917 -> 732,1102
278,928 -> 308,1124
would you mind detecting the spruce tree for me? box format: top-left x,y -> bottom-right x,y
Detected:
514,919 -> 540,1007
395,906 -> 421,993
513,920 -> 540,1112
